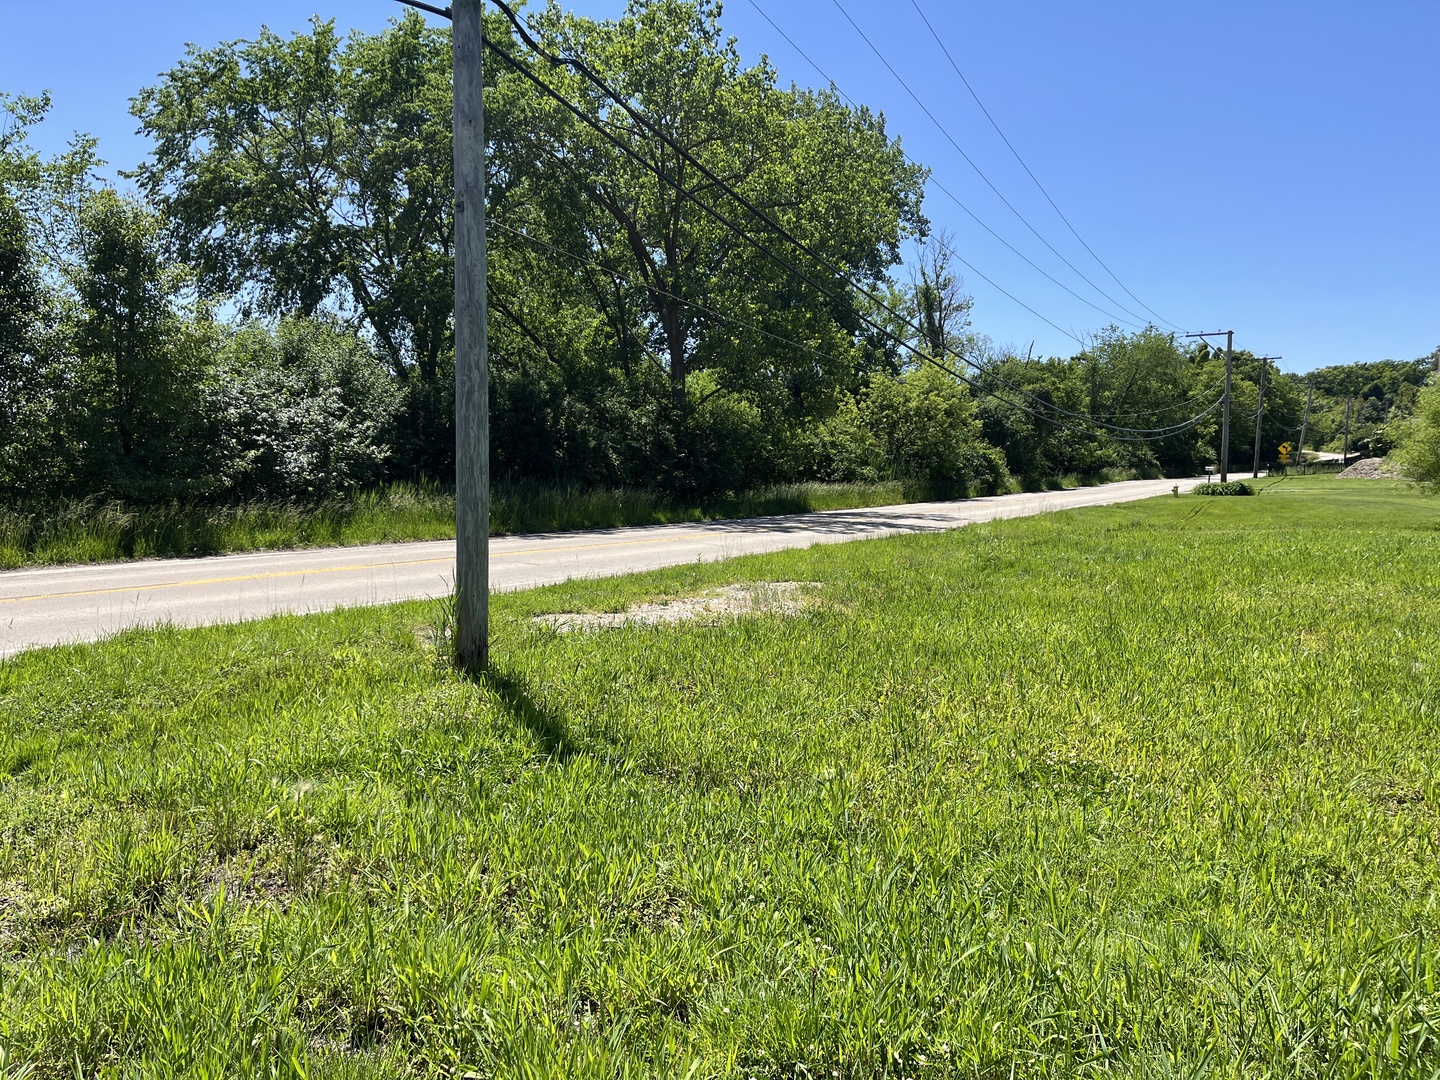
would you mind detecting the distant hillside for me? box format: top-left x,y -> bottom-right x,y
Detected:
1292,346 -> 1437,455
1303,351 -> 1436,401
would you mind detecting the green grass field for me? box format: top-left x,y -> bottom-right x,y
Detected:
1,476 -> 1437,1077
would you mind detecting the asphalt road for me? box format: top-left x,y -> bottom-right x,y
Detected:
0,476 -> 1205,657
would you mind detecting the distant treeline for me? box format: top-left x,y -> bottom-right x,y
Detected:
1,2 -> 1434,507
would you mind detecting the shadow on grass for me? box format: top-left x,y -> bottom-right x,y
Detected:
474,666 -> 577,763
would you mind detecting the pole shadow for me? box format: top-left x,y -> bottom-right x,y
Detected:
472,666 -> 578,763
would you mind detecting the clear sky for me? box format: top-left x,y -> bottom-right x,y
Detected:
2,0 -> 1436,374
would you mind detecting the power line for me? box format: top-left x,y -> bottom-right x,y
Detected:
400,0 -> 1216,450
491,220 -> 862,377
485,3 -> 1220,439
394,0 -> 452,17
494,0 -> 1220,434
1065,381 -> 1227,422
486,4 -> 1220,438
907,0 -> 1184,332
742,0 -> 1148,335
496,148 -> 1214,442
501,100 -> 1216,443
498,218 -> 1221,439
826,0 -> 1169,331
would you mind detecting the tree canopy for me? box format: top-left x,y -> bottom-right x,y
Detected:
3,3 -> 1424,508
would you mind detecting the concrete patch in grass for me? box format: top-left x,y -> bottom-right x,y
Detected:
535,581 -> 822,632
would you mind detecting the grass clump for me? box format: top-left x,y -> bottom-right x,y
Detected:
1,476 -> 1437,1075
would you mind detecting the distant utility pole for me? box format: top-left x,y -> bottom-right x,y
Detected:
1251,356 -> 1281,478
1187,330 -> 1235,482
1343,397 -> 1353,464
1297,383 -> 1313,468
396,0 -> 488,670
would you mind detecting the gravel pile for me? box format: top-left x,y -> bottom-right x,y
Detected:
1336,457 -> 1400,479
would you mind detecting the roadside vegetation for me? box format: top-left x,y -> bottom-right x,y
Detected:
7,4 -> 1386,538
1,476 -> 1436,1075
0,479 -> 922,569
1393,374 -> 1440,489
0,471 -> 1166,571
1193,480 -> 1254,496
1305,355 -> 1439,458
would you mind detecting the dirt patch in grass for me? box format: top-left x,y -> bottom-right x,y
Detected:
536,581 -> 823,633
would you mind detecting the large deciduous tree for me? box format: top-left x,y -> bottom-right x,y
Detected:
131,13 -> 462,474
132,2 -> 926,494
510,0 -> 926,419
0,187 -> 39,495
1,92 -> 101,498
1393,373 -> 1440,489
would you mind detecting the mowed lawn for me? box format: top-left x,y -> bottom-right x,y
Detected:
1,477 -> 1438,1077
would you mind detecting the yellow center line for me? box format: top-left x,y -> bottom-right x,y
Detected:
0,532 -> 725,605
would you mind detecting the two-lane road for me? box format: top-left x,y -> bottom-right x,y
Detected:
0,476 -> 1205,657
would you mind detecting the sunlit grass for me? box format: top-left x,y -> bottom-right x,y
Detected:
1,477 -> 1437,1076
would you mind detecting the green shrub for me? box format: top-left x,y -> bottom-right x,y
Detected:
215,318 -> 401,499
1194,481 -> 1255,496
1393,376 -> 1440,491
800,368 -> 1011,496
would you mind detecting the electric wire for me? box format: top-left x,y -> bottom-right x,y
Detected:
500,218 -> 1220,436
742,0 -> 1149,335
491,220 -> 863,378
494,149 -> 1215,443
827,0 -> 1160,331
907,0 -> 1185,332
394,0 -> 452,18
402,0 -> 1219,436
486,62 -> 1215,443
1078,383 -> 1228,422
486,1 -> 1219,436
483,6 -> 1222,439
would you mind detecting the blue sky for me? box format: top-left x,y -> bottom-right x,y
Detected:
2,0 -> 1436,374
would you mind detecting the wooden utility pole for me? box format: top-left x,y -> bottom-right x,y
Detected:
392,1 -> 485,667
1187,330 -> 1235,482
1221,332 -> 1233,482
1250,356 -> 1280,478
1251,357 -> 1267,478
1297,383 -> 1313,468
1342,397 -> 1353,465
452,0 -> 489,669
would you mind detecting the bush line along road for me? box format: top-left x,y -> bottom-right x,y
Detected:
0,478 -> 1205,658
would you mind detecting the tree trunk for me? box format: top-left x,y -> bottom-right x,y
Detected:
658,298 -> 687,406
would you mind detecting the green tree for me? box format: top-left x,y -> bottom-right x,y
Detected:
0,186 -> 40,496
1078,327 -> 1214,475
975,351 -> 1113,485
504,0 -> 926,469
215,318 -> 399,498
132,13 -> 465,474
1394,377 -> 1440,490
69,190 -> 216,498
906,230 -> 975,363
860,364 -> 1006,493
1,92 -> 104,499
